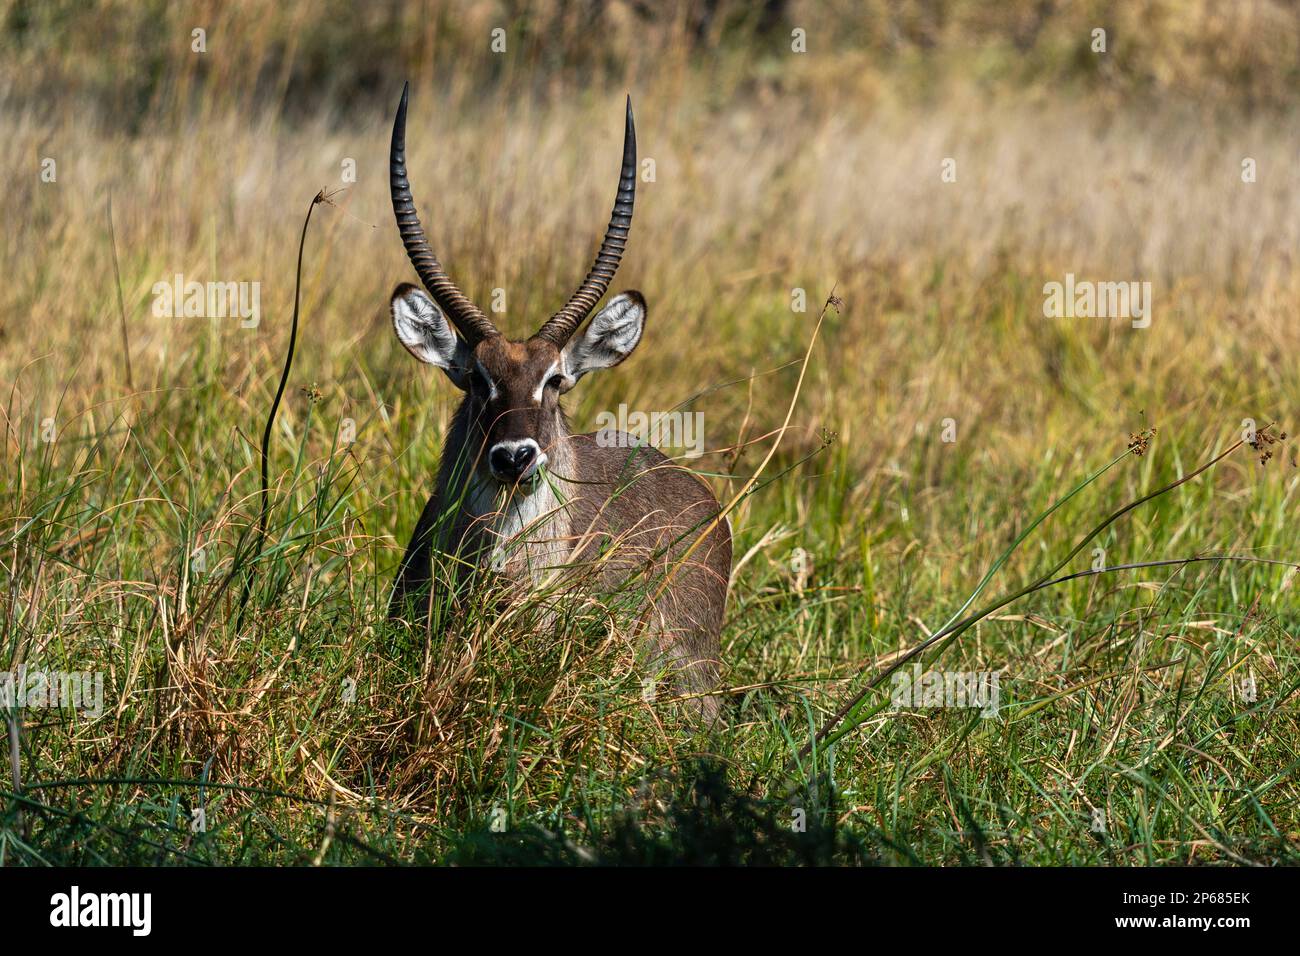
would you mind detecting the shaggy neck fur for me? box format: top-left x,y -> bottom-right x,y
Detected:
436,398 -> 577,583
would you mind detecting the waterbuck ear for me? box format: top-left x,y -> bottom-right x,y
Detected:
391,283 -> 472,389
561,291 -> 646,383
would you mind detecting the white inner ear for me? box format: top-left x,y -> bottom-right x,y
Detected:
562,292 -> 646,382
391,286 -> 472,387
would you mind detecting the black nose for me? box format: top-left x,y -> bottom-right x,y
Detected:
490,442 -> 537,480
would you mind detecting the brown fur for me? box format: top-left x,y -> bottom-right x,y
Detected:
389,332 -> 732,717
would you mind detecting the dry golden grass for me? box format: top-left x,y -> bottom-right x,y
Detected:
2,0 -> 1298,864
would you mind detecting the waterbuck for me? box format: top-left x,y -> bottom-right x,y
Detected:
385,85 -> 731,714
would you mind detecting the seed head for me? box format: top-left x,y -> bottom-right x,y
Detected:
1248,423 -> 1286,465
1127,426 -> 1157,457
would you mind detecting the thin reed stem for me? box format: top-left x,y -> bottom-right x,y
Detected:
236,189 -> 333,627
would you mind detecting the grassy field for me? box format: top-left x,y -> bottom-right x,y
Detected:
2,0 -> 1299,865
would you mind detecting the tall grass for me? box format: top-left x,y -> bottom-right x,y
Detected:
1,1 -> 1298,864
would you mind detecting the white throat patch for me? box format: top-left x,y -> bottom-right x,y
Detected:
469,474 -> 570,579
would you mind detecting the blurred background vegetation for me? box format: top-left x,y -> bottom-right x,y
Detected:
6,0 -> 1300,123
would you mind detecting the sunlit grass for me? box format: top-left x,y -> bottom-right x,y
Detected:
2,1 -> 1299,865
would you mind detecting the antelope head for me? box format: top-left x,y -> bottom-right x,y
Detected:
388,83 -> 645,489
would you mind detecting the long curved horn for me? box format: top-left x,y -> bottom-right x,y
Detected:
390,81 -> 498,343
535,96 -> 636,346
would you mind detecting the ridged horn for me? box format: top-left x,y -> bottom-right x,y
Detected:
535,95 -> 636,345
390,82 -> 498,343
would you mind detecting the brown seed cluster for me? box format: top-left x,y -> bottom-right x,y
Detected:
1249,425 -> 1287,466
1127,426 -> 1157,457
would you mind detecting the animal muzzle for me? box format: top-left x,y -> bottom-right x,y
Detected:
488,439 -> 546,485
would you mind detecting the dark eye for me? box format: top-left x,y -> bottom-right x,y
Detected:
546,375 -> 564,391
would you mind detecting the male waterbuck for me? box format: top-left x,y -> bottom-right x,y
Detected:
385,85 -> 731,715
